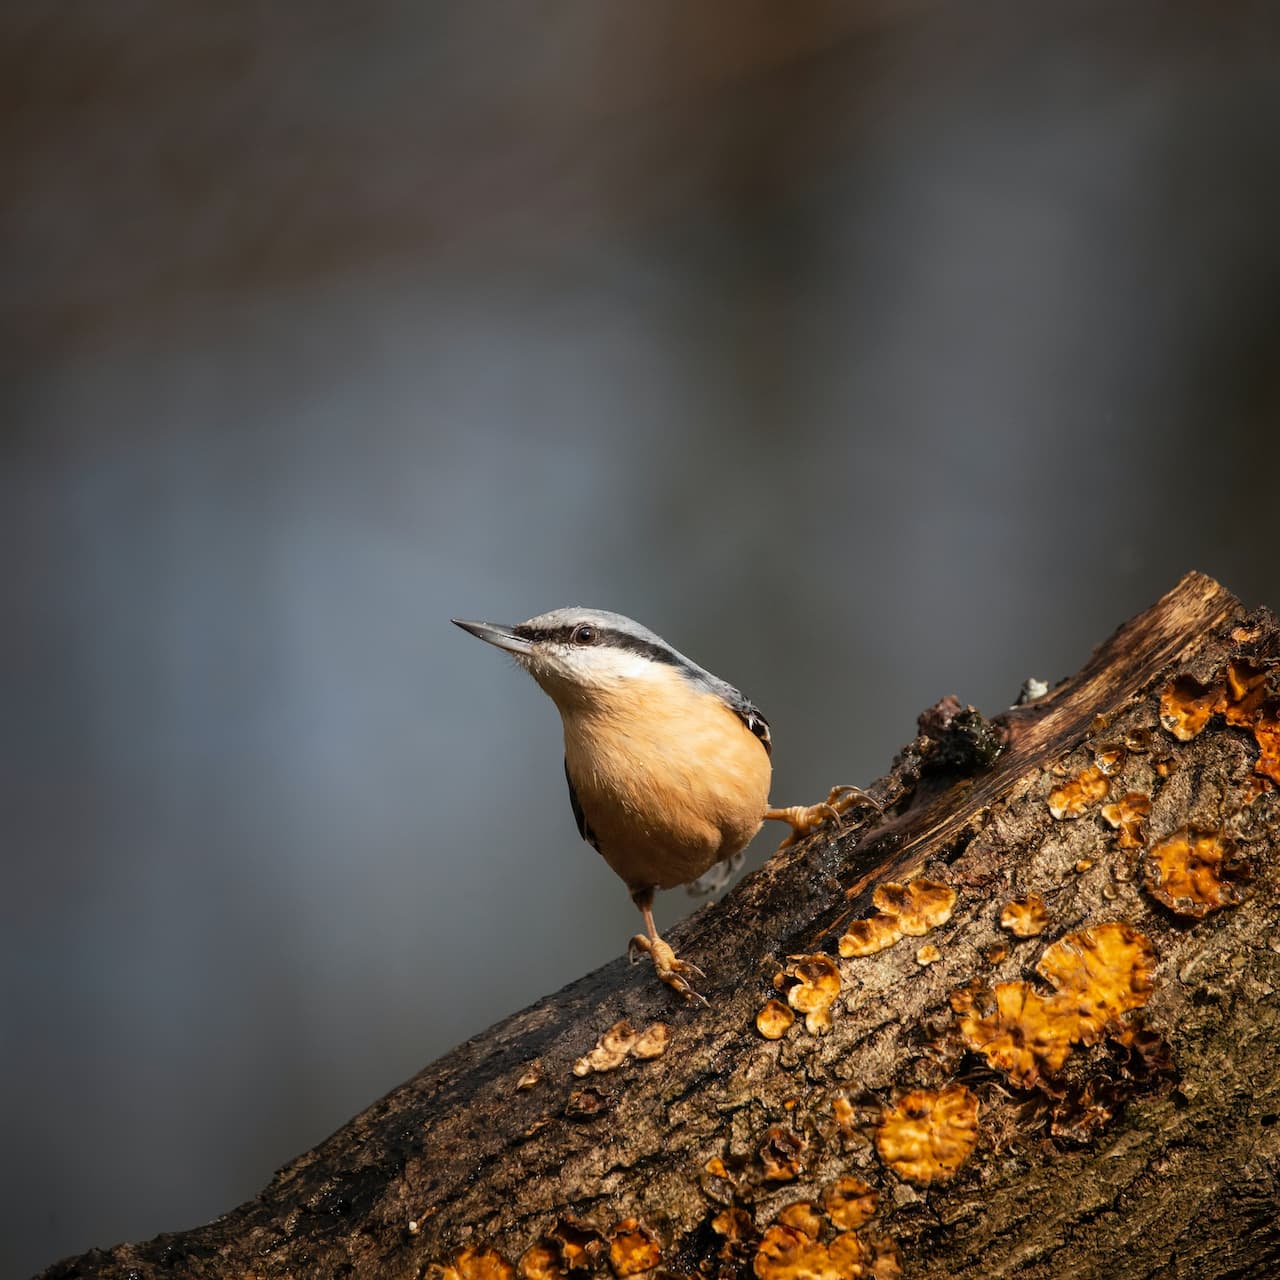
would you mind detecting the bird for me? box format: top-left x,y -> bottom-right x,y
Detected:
452,608 -> 878,1003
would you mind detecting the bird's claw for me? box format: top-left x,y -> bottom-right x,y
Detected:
825,783 -> 881,812
765,784 -> 881,849
629,933 -> 709,1005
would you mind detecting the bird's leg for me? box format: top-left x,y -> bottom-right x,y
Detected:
628,889 -> 708,1006
764,784 -> 881,849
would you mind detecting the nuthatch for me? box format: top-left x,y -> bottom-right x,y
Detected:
453,608 -> 876,1003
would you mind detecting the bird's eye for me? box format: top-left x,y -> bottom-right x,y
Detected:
571,623 -> 598,646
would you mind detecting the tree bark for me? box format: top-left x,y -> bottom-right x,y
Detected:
41,572 -> 1280,1280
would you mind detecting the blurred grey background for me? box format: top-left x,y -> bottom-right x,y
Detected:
4,1 -> 1279,1274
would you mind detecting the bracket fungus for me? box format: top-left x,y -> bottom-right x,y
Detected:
772,953 -> 841,1034
1047,763 -> 1109,819
1219,659 -> 1280,784
711,1206 -> 753,1240
432,1247 -> 516,1280
756,997 -> 797,1040
822,1176 -> 879,1230
573,1020 -> 637,1076
839,878 -> 956,957
709,1208 -> 756,1276
831,1094 -> 857,1137
572,1019 -> 669,1076
873,879 -> 957,935
753,1223 -> 900,1280
514,1239 -> 560,1280
954,922 -> 1157,1086
1036,922 -> 1157,1045
1101,791 -> 1152,850
759,1125 -> 807,1182
700,1155 -> 750,1208
751,1188 -> 901,1280
999,893 -> 1049,938
515,1241 -> 563,1280
1159,674 -> 1221,740
607,1219 -> 662,1277
776,1201 -> 826,1239
1159,659 -> 1280,785
1142,828 -> 1245,918
515,1063 -> 543,1091
1223,658 -> 1272,729
630,1022 -> 671,1059
546,1220 -> 607,1272
951,980 -> 1078,1087
1092,744 -> 1127,776
875,1084 -> 979,1187
1250,704 -> 1280,785
838,913 -> 904,957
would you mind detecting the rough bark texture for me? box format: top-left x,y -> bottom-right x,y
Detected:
41,573 -> 1280,1280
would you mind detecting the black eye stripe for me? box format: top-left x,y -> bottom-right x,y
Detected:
513,624 -> 685,668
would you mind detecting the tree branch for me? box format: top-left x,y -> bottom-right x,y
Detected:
41,572 -> 1280,1280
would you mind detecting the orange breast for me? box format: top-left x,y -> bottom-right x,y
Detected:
561,672 -> 772,892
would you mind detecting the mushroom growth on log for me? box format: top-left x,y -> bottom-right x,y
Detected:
40,572 -> 1280,1280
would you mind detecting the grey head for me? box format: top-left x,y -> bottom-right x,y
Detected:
451,606 -> 771,749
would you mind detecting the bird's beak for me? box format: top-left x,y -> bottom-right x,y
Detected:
452,618 -> 534,655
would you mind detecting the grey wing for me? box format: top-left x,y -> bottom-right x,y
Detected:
564,758 -> 599,850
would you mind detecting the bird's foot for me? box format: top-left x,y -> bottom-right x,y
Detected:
765,784 -> 881,849
629,933 -> 709,1005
